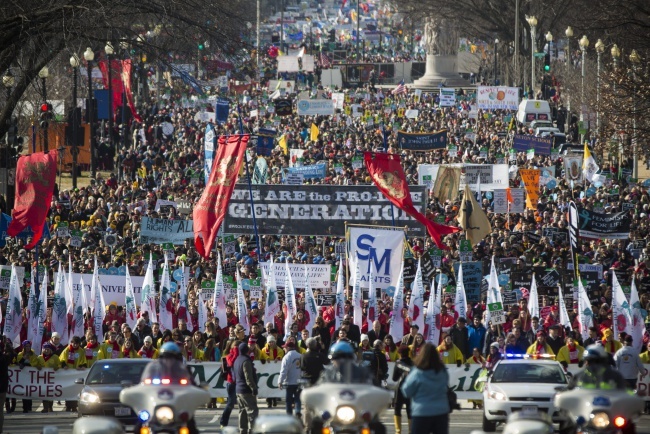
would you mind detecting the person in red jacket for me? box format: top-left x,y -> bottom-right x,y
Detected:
219,340 -> 240,428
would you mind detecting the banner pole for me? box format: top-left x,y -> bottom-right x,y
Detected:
381,126 -> 396,228
237,105 -> 262,258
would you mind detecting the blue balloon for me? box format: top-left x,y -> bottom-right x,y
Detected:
384,286 -> 396,297
108,267 -> 119,275
117,266 -> 127,276
498,274 -> 509,286
170,282 -> 178,293
173,268 -> 184,282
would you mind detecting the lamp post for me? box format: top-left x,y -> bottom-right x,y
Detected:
356,0 -> 361,61
84,47 -> 96,179
545,32 -> 552,99
565,27 -> 573,72
579,35 -> 589,144
38,66 -> 49,152
70,54 -> 80,188
105,42 -> 114,149
119,40 -> 129,153
545,31 -> 553,60
526,15 -> 537,96
595,39 -> 604,138
630,49 -> 641,179
611,44 -> 621,170
611,44 -> 620,69
494,39 -> 499,85
2,72 -> 14,207
2,71 -> 14,100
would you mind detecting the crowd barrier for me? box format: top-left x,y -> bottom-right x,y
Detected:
8,362 -> 650,401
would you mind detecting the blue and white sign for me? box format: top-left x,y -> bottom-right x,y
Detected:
204,123 -> 216,184
347,226 -> 405,291
296,99 -> 335,116
286,163 -> 327,179
140,217 -> 194,245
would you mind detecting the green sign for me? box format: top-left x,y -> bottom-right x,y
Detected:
488,302 -> 503,312
459,240 -> 472,252
534,52 -> 546,58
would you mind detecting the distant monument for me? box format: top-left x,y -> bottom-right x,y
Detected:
413,17 -> 472,90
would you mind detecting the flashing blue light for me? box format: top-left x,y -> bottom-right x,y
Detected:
138,410 -> 150,422
322,411 -> 331,421
152,378 -> 161,385
103,365 -> 110,369
504,353 -> 525,358
576,415 -> 586,426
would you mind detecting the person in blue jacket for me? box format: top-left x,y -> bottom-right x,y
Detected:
467,317 -> 486,356
400,342 -> 450,434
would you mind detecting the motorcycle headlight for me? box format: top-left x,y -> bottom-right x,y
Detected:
155,406 -> 175,425
488,390 -> 507,401
590,412 -> 610,429
335,406 -> 356,424
80,391 -> 100,404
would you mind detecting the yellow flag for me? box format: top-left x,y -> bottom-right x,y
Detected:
457,184 -> 492,245
138,167 -> 147,179
278,135 -> 288,155
310,123 -> 319,142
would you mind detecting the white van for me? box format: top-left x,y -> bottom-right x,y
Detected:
517,99 -> 552,126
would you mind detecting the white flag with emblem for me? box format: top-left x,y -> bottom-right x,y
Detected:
455,262 -> 468,319
611,272 -> 632,338
389,262 -> 405,340
425,273 -> 441,344
52,263 -> 69,344
262,256 -> 280,327
408,259 -> 425,330
528,273 -> 540,319
577,278 -> 594,341
124,269 -> 137,330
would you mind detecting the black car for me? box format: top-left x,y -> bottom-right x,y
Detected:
77,359 -> 151,423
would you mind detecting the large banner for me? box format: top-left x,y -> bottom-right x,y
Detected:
259,263 -> 331,290
224,185 -> 427,236
577,208 -> 631,240
57,272 -> 146,307
476,86 -> 519,110
10,363 -> 650,400
286,163 -> 327,179
347,226 -> 405,291
296,99 -> 335,116
140,217 -> 194,245
397,130 -> 447,151
419,164 -> 508,191
512,135 -> 553,156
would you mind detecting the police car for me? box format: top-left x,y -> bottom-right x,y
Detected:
481,356 -> 569,432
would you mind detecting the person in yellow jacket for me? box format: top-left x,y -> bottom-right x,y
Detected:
555,336 -> 585,369
98,331 -> 122,359
641,349 -> 650,363
60,336 -> 88,412
83,334 -> 101,366
602,329 -> 622,355
468,348 -> 486,409
36,343 -> 62,413
383,335 -> 399,362
120,338 -> 141,359
138,336 -> 159,359
526,330 -> 555,357
259,335 -> 284,408
16,340 -> 39,413
437,333 -> 465,365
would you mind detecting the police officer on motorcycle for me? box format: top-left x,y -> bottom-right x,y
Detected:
568,344 -> 626,390
139,342 -> 200,434
319,341 -> 373,384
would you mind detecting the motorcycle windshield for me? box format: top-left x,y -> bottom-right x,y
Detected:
141,359 -> 193,384
320,361 -> 373,385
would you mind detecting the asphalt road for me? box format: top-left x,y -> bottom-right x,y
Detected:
4,400 -> 650,433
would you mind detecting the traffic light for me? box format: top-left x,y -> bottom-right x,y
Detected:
39,102 -> 53,129
544,52 -> 551,72
328,29 -> 336,42
6,117 -> 17,146
198,43 -> 204,51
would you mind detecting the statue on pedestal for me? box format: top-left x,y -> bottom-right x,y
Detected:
424,17 -> 459,56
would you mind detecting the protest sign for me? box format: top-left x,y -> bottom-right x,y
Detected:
140,217 -> 194,245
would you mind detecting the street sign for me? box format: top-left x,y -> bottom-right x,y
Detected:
534,52 -> 546,58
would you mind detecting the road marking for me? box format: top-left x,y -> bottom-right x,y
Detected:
208,415 -> 219,424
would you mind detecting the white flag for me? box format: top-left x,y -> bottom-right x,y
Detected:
629,278 -> 645,352
408,259 -> 426,331
52,263 -> 69,345
124,269 -> 138,330
283,261 -> 297,338
557,284 -> 573,331
611,272 -> 632,339
485,256 -> 503,324
352,254 -> 364,328
303,264 -> 319,333
212,256 -> 228,327
236,270 -> 250,333
262,256 -> 280,326
27,268 -> 44,354
367,262 -> 377,324
198,288 -> 209,340
425,274 -> 441,344
159,257 -> 174,331
389,262 -> 405,340
455,263 -> 468,319
66,258 -> 74,317
72,276 -> 87,339
3,265 -> 22,346
582,143 -> 600,183
577,278 -> 594,341
179,263 -> 193,327
91,258 -> 106,340
140,256 -> 156,318
528,273 -> 540,319
334,261 -> 345,331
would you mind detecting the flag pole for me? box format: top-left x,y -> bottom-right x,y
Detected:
237,105 -> 262,258
381,126 -> 396,228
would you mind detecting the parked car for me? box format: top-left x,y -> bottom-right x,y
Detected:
481,358 -> 569,432
77,358 -> 151,424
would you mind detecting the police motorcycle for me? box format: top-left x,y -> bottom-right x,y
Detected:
470,411 -> 555,434
302,342 -> 392,434
554,345 -> 644,434
120,342 -> 211,434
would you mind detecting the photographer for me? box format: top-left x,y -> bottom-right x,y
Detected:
369,340 -> 389,387
300,338 -> 328,386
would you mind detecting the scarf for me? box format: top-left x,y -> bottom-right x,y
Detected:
66,345 -> 77,365
535,342 -> 545,355
607,339 -> 616,353
43,353 -> 52,362
85,341 -> 99,358
264,347 -> 279,360
139,347 -> 154,359
568,344 -> 579,363
472,355 -> 484,364
122,348 -> 132,358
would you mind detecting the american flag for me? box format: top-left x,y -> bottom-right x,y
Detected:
319,51 -> 332,69
392,79 -> 407,95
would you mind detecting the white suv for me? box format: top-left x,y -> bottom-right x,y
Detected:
482,358 -> 569,432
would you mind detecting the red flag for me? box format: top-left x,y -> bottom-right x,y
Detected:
98,59 -> 125,115
120,59 -> 143,123
7,151 -> 58,249
193,134 -> 250,258
364,152 -> 460,248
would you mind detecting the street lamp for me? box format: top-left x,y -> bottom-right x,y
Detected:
2,71 -> 14,99
70,54 -> 80,188
545,31 -> 553,62
105,42 -> 115,149
526,15 -> 537,96
84,47 -> 96,179
595,39 -> 604,137
494,39 -> 499,85
579,35 -> 589,143
611,44 -> 620,69
38,66 -> 49,151
565,27 -> 573,72
630,49 -> 641,179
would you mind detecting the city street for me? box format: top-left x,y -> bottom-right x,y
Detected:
4,400 -> 650,434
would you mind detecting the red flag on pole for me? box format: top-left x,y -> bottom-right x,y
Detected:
120,59 -> 143,123
98,59 -> 125,114
364,152 -> 460,248
7,151 -> 58,249
193,134 -> 250,258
